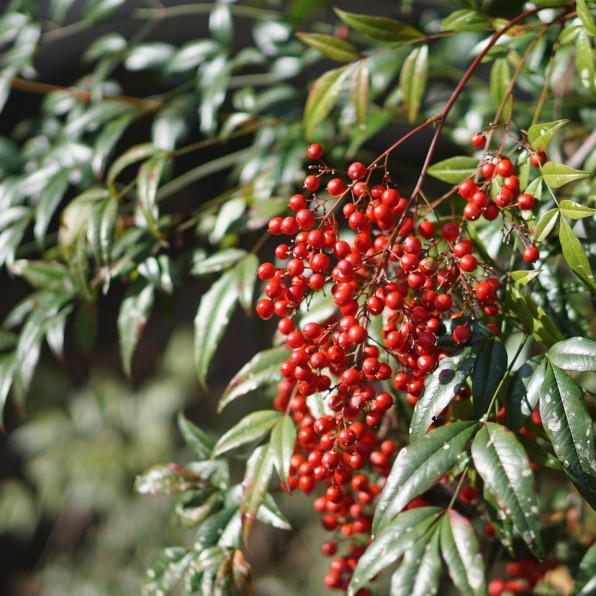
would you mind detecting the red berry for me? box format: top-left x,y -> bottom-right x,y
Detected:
482,162 -> 495,178
518,193 -> 536,210
327,178 -> 346,196
459,254 -> 478,272
496,158 -> 514,177
256,299 -> 275,319
304,175 -> 319,191
453,325 -> 471,344
523,246 -> 540,263
347,162 -> 367,180
458,179 -> 477,199
307,143 -> 323,159
471,132 -> 486,147
441,222 -> 459,242
418,220 -> 435,239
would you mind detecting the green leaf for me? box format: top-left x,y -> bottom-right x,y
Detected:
427,156 -> 478,184
577,0 -> 596,36
194,507 -> 238,551
399,45 -> 428,123
390,527 -> 441,596
167,40 -> 220,74
209,3 -> 233,45
84,0 -> 126,23
135,463 -> 206,495
410,347 -> 478,441
441,10 -> 490,32
510,269 -> 542,288
178,412 -> 214,460
304,66 -> 349,138
137,155 -> 167,235
240,443 -> 275,544
11,260 -> 76,294
559,218 -> 596,292
125,43 -> 175,71
576,29 -> 596,94
440,510 -> 486,596
219,348 -> 290,412
490,58 -> 511,113
87,197 -> 118,266
559,200 -> 596,218
539,362 -> 596,508
348,507 -> 442,594
296,32 -> 360,62
548,337 -> 596,372
471,423 -> 543,557
505,357 -> 546,432
270,415 -> 297,486
233,254 -> 258,315
502,286 -> 564,347
83,32 -> 127,63
483,489 -> 515,557
92,111 -> 137,178
107,144 -> 161,193
527,119 -> 569,152
212,411 -> 281,457
34,171 -> 69,247
472,339 -> 508,419
533,208 -> 559,242
118,281 -> 155,377
191,248 -> 248,275
373,422 -> 478,536
542,161 -> 592,188
516,433 -> 563,471
573,541 -> 596,596
257,493 -> 291,531
0,353 -> 16,427
194,269 -> 238,389
334,8 -> 424,42
351,59 -> 369,128
142,547 -> 192,596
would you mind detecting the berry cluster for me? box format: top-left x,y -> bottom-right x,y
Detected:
488,559 -> 556,595
255,136 -> 544,590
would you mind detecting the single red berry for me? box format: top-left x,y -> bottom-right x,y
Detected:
418,220 -> 435,239
471,132 -> 486,147
458,179 -> 477,199
523,246 -> 540,263
304,175 -> 319,191
453,325 -> 471,344
482,162 -> 495,178
441,222 -> 459,242
307,143 -> 323,159
256,299 -> 275,319
459,254 -> 478,272
327,178 -> 346,196
518,193 -> 536,210
496,158 -> 514,177
530,150 -> 547,167
488,579 -> 506,596
347,162 -> 367,180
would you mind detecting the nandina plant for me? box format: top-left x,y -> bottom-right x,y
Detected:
0,0 -> 595,594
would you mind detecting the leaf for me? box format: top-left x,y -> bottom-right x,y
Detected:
390,527 -> 441,596
118,281 -> 155,377
559,218 -> 596,292
539,362 -> 596,508
533,208 -> 559,242
577,0 -> 596,36
0,353 -> 16,427
502,286 -> 564,347
351,59 -> 369,128
576,29 -> 596,94
472,339 -> 508,419
505,357 -> 546,432
92,111 -> 137,178
167,39 -> 220,74
212,411 -> 281,457
399,45 -> 428,123
573,541 -> 596,596
548,337 -> 596,372
483,489 -> 515,557
209,3 -> 233,45
34,171 -> 69,247
471,423 -> 543,557
178,412 -> 214,460
257,493 -> 291,531
194,507 -> 239,551
240,443 -> 274,544
87,197 -> 118,266
142,547 -> 192,596
11,260 -> 76,293
270,415 -> 296,486
542,161 -> 592,188
45,309 -> 70,359
137,154 -> 168,234
559,199 -> 596,218
304,66 -> 349,138
296,32 -> 360,62
334,8 -> 424,42
511,269 -> 542,288
191,248 -> 248,276
84,0 -> 126,23
490,58 -> 511,113
348,507 -> 443,595
527,119 -> 569,152
373,422 -> 478,536
83,32 -> 127,63
410,347 -> 478,441
107,144 -> 161,192
194,269 -> 238,389
427,156 -> 478,184
441,10 -> 490,32
125,43 -> 175,71
440,510 -> 486,596
219,348 -> 290,412
135,463 -> 205,495
209,197 -> 245,244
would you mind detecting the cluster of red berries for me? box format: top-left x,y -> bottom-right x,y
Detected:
488,559 -> 556,595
